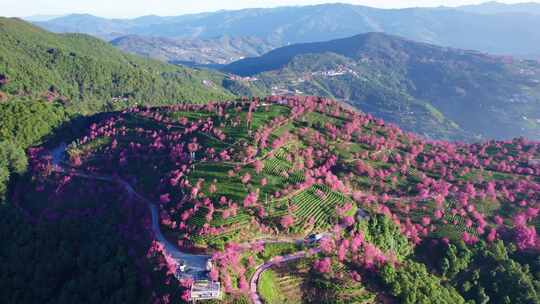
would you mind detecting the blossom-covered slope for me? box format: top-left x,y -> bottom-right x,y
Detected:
21,96 -> 540,303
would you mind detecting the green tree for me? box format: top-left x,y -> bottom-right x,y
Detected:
433,240 -> 540,304
358,213 -> 413,260
380,261 -> 465,304
0,141 -> 27,202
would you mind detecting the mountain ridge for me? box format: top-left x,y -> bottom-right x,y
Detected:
455,1 -> 540,15
224,32 -> 540,141
7,95 -> 538,303
32,3 -> 540,59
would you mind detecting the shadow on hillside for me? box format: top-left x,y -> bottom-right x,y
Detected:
39,111 -> 119,149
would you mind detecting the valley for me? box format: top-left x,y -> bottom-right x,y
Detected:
111,35 -> 277,65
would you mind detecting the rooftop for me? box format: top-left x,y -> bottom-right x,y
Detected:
191,280 -> 221,301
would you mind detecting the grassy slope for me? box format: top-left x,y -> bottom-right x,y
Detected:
258,270 -> 285,304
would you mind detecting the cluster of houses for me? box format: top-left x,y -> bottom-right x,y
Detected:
310,66 -> 359,78
270,86 -> 303,96
227,74 -> 259,82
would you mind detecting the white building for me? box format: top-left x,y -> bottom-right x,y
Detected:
191,280 -> 221,302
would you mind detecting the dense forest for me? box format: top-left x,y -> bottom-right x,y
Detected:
0,164 -> 181,303
0,206 -> 144,304
0,100 -> 71,202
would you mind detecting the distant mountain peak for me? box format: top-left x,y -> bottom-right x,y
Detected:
223,32 -> 439,76
456,1 -> 540,15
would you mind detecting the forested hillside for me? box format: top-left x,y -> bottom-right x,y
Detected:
0,161 -> 163,304
0,18 -> 242,114
224,33 -> 540,141
0,101 -> 71,202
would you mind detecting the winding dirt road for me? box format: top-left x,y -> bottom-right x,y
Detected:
50,146 -> 211,276
65,167 -> 329,303
50,145 -> 321,303
249,248 -> 321,304
62,165 -> 316,302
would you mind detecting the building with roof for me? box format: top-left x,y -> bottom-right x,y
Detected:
190,280 -> 221,302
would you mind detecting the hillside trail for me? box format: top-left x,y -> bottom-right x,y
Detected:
249,248 -> 322,304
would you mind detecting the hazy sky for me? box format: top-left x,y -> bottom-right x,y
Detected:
2,0 -> 539,18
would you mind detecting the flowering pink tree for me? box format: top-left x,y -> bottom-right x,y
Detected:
241,173 -> 251,185
160,193 -> 171,204
515,225 -> 538,250
280,214 -> 295,230
253,160 -> 264,174
313,257 -> 332,274
342,216 -> 355,227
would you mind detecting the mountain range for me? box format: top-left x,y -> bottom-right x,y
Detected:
6,5 -> 540,142
224,32 -> 540,141
31,2 -> 540,64
455,1 -> 540,15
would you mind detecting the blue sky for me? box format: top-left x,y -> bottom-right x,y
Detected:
2,0 -> 538,18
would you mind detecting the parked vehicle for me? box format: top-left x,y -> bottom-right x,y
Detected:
305,233 -> 324,245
